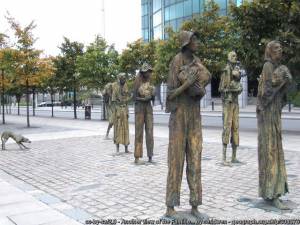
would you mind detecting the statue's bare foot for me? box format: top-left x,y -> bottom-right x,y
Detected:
165,206 -> 177,218
231,158 -> 241,163
191,206 -> 207,220
272,198 -> 290,210
125,146 -> 131,153
222,161 -> 231,166
134,158 -> 145,165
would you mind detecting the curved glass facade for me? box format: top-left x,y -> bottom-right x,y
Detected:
141,0 -> 245,41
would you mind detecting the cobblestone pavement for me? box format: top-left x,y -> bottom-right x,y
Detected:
0,115 -> 299,224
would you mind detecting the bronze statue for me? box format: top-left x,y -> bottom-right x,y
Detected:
103,82 -> 114,139
133,63 -> 155,164
165,31 -> 211,218
257,41 -> 292,210
111,73 -> 130,153
219,51 -> 243,165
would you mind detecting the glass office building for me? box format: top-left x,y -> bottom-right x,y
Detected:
141,0 -> 243,41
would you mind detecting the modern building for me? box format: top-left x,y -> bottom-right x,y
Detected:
141,0 -> 244,42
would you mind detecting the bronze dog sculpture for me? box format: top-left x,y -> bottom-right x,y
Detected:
1,131 -> 31,150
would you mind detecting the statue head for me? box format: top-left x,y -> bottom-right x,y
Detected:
179,31 -> 199,53
118,73 -> 126,86
140,62 -> 153,80
264,40 -> 282,63
228,51 -> 237,64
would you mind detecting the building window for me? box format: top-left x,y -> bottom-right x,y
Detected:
165,6 -> 170,21
236,0 -> 242,6
142,15 -> 149,28
184,0 -> 193,17
154,25 -> 162,39
143,29 -> 149,41
142,4 -> 148,16
167,0 -> 176,6
175,2 -> 184,18
192,0 -> 200,14
153,0 -> 162,12
176,17 -> 184,30
170,19 -> 177,31
214,0 -> 227,13
153,10 -> 162,27
169,4 -> 175,20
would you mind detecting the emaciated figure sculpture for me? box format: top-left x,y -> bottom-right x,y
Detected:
257,41 -> 292,210
219,51 -> 243,165
165,31 -> 211,218
111,73 -> 130,153
133,63 -> 155,164
103,82 -> 114,139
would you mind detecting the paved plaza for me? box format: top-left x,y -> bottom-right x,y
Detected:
0,115 -> 299,224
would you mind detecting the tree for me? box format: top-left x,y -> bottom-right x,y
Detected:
153,28 -> 180,84
231,0 -> 300,88
154,2 -> 238,95
0,33 -> 9,124
40,56 -> 58,117
181,1 -> 239,79
7,15 -> 53,127
119,39 -> 156,80
76,35 -> 118,92
0,33 -> 17,123
57,37 -> 84,119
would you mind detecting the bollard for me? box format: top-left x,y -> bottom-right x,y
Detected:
288,100 -> 291,112
212,101 -> 214,111
85,105 -> 91,120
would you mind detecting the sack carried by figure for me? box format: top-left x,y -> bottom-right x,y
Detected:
272,65 -> 292,87
138,82 -> 155,98
178,59 -> 211,97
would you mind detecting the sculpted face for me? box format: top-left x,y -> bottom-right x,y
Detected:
119,76 -> 126,85
186,35 -> 199,53
228,51 -> 237,64
270,42 -> 282,62
142,70 -> 151,80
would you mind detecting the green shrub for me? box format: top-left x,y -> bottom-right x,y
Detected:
292,91 -> 300,107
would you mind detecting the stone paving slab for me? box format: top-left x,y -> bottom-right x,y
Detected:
0,216 -> 15,225
0,176 -> 83,225
0,115 -> 299,224
0,134 -> 299,223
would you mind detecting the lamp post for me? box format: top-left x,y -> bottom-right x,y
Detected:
49,86 -> 55,118
73,72 -> 80,119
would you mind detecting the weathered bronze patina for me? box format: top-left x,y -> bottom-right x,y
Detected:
219,51 -> 243,165
165,31 -> 211,218
257,41 -> 292,210
103,82 -> 114,139
111,73 -> 130,153
133,63 -> 155,164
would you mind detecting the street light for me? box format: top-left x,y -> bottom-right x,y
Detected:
72,72 -> 80,119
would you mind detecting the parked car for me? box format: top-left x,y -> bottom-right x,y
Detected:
38,101 -> 61,107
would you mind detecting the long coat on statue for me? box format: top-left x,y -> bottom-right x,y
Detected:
256,60 -> 292,199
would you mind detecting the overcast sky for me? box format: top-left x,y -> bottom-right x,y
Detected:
0,0 -> 141,56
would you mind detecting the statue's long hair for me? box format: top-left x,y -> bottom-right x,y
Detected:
264,40 -> 281,62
